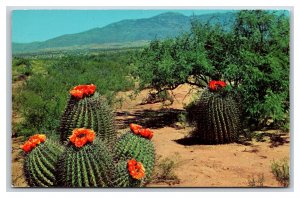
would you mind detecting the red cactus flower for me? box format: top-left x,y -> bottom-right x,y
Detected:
130,123 -> 142,134
70,84 -> 96,100
127,159 -> 145,180
69,128 -> 96,148
21,134 -> 47,153
129,124 -> 154,139
208,80 -> 226,91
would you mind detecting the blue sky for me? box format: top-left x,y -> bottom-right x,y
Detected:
12,10 -> 233,43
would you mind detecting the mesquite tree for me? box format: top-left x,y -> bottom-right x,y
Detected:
132,10 -> 290,129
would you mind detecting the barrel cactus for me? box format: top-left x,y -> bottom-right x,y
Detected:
114,126 -> 155,184
22,134 -> 64,187
187,80 -> 242,144
56,128 -> 116,187
59,84 -> 116,146
21,84 -> 157,188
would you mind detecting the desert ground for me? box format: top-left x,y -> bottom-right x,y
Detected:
11,84 -> 290,187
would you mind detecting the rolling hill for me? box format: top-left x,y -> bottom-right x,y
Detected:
12,12 -> 236,54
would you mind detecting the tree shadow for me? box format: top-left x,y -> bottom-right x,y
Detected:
269,133 -> 290,148
173,136 -> 202,146
174,135 -> 254,146
115,108 -> 185,129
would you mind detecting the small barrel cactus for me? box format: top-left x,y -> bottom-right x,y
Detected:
59,84 -> 116,146
114,128 -> 155,184
187,80 -> 242,144
56,129 -> 116,187
22,134 -> 64,187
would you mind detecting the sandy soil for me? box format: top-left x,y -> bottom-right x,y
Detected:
115,84 -> 290,187
11,83 -> 290,187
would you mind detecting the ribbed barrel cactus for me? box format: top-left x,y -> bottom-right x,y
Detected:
21,84 -> 157,188
59,84 -> 116,146
22,134 -> 64,187
56,129 -> 116,187
114,129 -> 155,184
187,80 -> 242,144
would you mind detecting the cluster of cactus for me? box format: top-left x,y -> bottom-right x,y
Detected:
22,84 -> 156,187
186,80 -> 242,144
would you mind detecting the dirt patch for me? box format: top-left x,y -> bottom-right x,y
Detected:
11,137 -> 28,187
147,127 -> 289,187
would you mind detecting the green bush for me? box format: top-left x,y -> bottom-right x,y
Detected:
271,159 -> 289,187
132,10 -> 290,130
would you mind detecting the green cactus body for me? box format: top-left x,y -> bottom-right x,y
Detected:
193,90 -> 241,144
59,92 -> 116,146
114,161 -> 142,187
24,139 -> 64,187
114,132 -> 155,185
56,139 -> 116,187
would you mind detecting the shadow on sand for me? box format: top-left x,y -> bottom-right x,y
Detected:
115,108 -> 185,129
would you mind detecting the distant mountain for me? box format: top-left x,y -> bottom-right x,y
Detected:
12,12 -> 236,54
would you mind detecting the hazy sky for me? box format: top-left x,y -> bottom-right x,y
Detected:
12,10 -> 234,43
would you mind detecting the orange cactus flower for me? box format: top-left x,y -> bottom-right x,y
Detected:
130,123 -> 142,134
70,84 -> 97,100
69,128 -> 96,148
86,131 -> 95,142
127,159 -> 145,180
21,142 -> 33,153
86,84 -> 96,95
21,134 -> 47,153
138,128 -> 149,138
208,80 -> 226,91
129,124 -> 154,139
70,89 -> 84,99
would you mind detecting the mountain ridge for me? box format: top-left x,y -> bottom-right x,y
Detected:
12,12 -> 236,54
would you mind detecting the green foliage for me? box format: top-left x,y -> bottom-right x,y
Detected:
114,132 -> 155,184
59,92 -> 116,145
271,158 -> 289,187
13,52 -> 134,137
24,139 -> 64,187
133,10 -> 290,130
12,57 -> 32,81
186,89 -> 241,144
56,139 -> 116,187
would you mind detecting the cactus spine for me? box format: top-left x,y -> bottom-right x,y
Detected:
59,92 -> 116,146
114,132 -> 155,184
24,139 -> 64,187
56,139 -> 116,187
191,90 -> 241,144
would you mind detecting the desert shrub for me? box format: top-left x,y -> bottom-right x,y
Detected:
133,10 -> 290,130
12,57 -> 33,81
13,52 -> 134,137
151,154 -> 180,185
271,158 -> 290,187
247,173 -> 265,187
